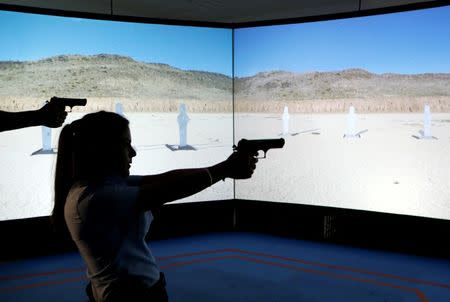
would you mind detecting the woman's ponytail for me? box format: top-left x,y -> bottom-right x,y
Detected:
51,123 -> 75,236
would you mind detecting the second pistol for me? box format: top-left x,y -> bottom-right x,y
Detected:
49,96 -> 87,112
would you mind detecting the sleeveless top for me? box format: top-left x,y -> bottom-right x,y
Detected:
64,176 -> 160,302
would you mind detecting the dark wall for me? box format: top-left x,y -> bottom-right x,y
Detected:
0,216 -> 76,261
148,200 -> 236,240
235,200 -> 450,259
1,200 -> 449,261
0,200 -> 236,261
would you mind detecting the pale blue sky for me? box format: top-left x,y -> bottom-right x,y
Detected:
235,6 -> 450,77
0,11 -> 232,76
1,6 -> 449,78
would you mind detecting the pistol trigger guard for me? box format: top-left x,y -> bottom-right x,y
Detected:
261,150 -> 268,159
254,151 -> 266,159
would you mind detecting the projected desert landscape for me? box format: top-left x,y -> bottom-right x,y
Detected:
234,69 -> 450,220
234,69 -> 450,113
0,55 -> 234,220
1,55 -> 449,220
3,55 -> 448,114
235,112 -> 450,219
0,54 -> 232,112
0,111 -> 234,220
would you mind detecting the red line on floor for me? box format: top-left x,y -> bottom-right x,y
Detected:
0,254 -> 429,302
157,248 -> 231,261
1,247 -> 448,293
0,276 -> 86,292
161,255 -> 429,302
226,248 -> 450,290
0,267 -> 84,281
156,248 -> 450,289
0,249 -> 234,282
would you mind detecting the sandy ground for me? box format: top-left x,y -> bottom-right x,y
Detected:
235,113 -> 450,220
1,112 -> 449,221
0,113 -> 234,221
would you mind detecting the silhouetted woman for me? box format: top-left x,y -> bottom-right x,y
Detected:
51,111 -> 257,302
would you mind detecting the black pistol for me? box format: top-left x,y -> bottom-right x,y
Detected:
233,138 -> 285,159
49,96 -> 87,112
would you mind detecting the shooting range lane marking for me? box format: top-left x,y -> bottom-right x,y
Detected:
0,248 -> 447,292
160,255 -> 429,302
0,254 -> 429,302
0,276 -> 86,292
0,267 -> 85,281
225,249 -> 450,290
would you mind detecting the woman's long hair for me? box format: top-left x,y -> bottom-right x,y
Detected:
51,111 -> 129,236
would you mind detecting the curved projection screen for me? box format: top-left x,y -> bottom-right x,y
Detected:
234,6 -> 450,220
1,6 -> 449,222
0,11 -> 233,221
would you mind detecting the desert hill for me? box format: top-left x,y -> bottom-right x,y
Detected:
1,55 -> 449,112
234,69 -> 450,112
235,68 -> 450,101
0,54 -> 232,101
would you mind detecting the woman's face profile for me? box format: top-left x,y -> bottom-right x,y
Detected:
114,126 -> 136,177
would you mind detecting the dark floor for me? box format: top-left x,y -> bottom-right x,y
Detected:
1,232 -> 449,302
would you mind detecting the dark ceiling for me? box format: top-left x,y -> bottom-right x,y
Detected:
0,0 -> 446,27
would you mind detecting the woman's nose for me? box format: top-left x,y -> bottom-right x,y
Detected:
131,145 -> 137,157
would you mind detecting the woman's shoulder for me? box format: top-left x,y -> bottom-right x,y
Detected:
69,176 -> 141,207
89,176 -> 141,205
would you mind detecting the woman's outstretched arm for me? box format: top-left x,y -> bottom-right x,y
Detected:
136,152 -> 257,211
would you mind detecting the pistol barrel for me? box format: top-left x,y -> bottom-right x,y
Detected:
52,97 -> 87,106
234,138 -> 285,158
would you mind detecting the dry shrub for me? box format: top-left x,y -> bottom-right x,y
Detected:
234,97 -> 450,113
0,97 -> 232,113
2,96 -> 448,114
